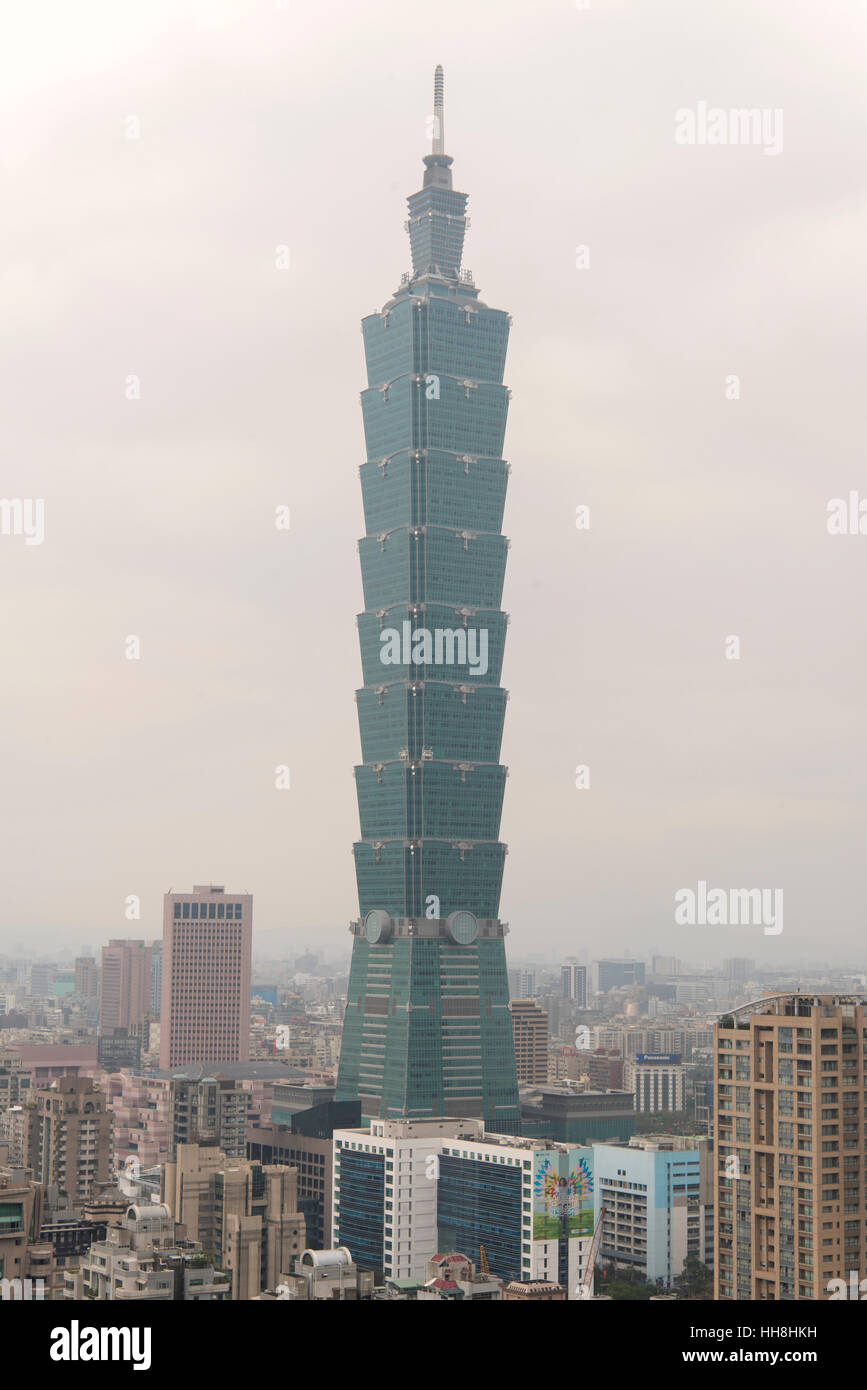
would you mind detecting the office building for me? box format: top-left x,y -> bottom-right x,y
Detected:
510,999 -> 549,1084
74,957 -> 99,1000
149,942 -> 162,1019
594,1136 -> 714,1288
519,1085 -> 635,1144
714,993 -> 867,1301
593,960 -> 646,995
333,1117 -> 456,1283
160,885 -> 252,1068
29,964 -> 56,996
99,940 -> 151,1035
97,1028 -> 142,1071
335,68 -> 520,1131
332,1118 -> 597,1295
247,1094 -> 360,1250
626,1054 -> 686,1113
587,1049 -> 624,1090
561,960 -> 587,1006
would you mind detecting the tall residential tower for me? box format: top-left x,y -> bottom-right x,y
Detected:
336,70 -> 520,1130
714,993 -> 867,1300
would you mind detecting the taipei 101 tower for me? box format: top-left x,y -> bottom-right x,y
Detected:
336,69 -> 521,1131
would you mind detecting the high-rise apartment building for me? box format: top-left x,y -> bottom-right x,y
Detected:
170,1075 -> 248,1157
31,1076 -> 113,1203
74,957 -> 99,999
335,69 -> 519,1131
107,1071 -> 249,1169
99,939 -> 151,1035
62,1203 -> 230,1301
160,886 -> 252,1069
161,1143 -> 305,1300
714,993 -> 867,1301
508,967 -> 536,999
510,999 -> 549,1084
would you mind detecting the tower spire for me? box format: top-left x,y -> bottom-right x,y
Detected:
410,67 -> 466,279
432,64 -> 444,154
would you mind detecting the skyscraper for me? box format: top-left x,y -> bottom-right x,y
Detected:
99,939 -> 151,1034
336,69 -> 520,1130
74,955 -> 99,999
560,960 -> 587,1006
510,1000 -> 550,1085
160,885 -> 252,1068
714,993 -> 867,1301
149,940 -> 162,1019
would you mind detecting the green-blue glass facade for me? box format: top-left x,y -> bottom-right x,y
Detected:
336,82 -> 520,1131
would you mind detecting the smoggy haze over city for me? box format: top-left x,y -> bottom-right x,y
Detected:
1,0 -> 865,963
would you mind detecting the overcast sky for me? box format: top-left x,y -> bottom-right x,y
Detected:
1,0 -> 865,966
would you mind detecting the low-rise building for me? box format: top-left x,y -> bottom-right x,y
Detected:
418,1252 -> 502,1300
264,1246 -> 373,1300
62,1204 -> 230,1301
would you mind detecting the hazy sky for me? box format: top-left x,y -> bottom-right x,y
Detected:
1,0 -> 865,964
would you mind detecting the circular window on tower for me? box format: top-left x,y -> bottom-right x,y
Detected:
446,910 -> 479,945
364,910 -> 392,944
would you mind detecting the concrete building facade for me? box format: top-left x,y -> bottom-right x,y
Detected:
99,940 -> 151,1035
160,886 -> 252,1068
510,999 -> 549,1084
161,1142 -> 305,1300
714,993 -> 867,1301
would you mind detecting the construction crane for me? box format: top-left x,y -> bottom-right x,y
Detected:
478,1244 -> 490,1276
576,1206 -> 606,1300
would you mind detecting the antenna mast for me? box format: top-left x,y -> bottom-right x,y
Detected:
433,64 -> 445,154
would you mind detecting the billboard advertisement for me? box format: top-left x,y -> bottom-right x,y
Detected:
532,1147 -> 594,1238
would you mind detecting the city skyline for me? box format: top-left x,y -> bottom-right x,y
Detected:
1,0 -> 864,1334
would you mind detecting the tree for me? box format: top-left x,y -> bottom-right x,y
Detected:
675,1254 -> 713,1300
